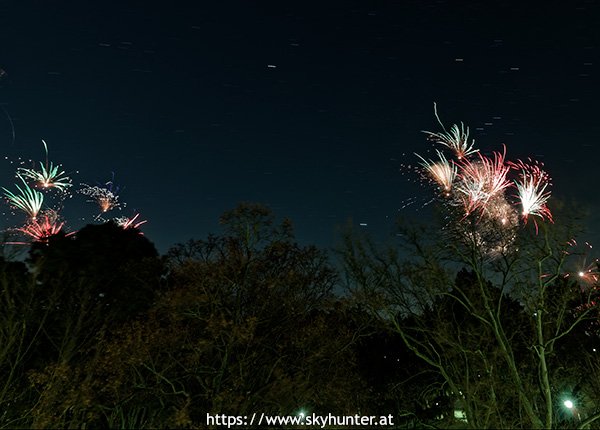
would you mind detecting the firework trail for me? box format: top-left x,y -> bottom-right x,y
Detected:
422,103 -> 479,160
0,105 -> 15,146
18,140 -> 72,191
3,175 -> 44,219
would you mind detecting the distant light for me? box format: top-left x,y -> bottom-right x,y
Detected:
267,64 -> 277,68
359,223 -> 368,226
564,400 -> 574,409
455,58 -> 464,62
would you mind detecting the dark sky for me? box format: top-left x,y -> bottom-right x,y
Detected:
0,0 -> 599,253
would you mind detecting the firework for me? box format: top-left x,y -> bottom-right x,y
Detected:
577,263 -> 600,284
484,194 -> 519,228
1,142 -> 149,246
512,160 -> 552,224
3,175 -> 44,219
445,191 -> 519,258
456,149 -> 511,215
422,103 -> 479,160
114,213 -> 147,230
412,107 -> 558,259
16,211 -> 68,242
454,162 -> 487,215
18,140 -> 72,191
564,240 -> 599,286
423,123 -> 479,160
79,182 -> 122,216
415,150 -> 456,193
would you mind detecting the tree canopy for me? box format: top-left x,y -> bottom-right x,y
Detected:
1,203 -> 599,428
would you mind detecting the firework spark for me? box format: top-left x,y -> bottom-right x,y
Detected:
577,262 -> 600,284
79,183 -> 121,217
114,213 -> 147,230
512,160 -> 552,224
564,240 -> 599,285
18,140 -> 72,191
446,195 -> 518,260
415,150 -> 456,193
3,176 -> 44,219
455,149 -> 511,215
423,123 -> 479,160
422,104 -> 479,160
412,107 -> 557,257
16,211 -> 68,242
485,195 -> 519,228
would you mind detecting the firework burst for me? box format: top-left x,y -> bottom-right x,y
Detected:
456,149 -> 511,215
411,106 -> 558,258
17,140 -> 72,191
1,139 -> 149,246
79,183 -> 121,217
114,213 -> 147,230
512,160 -> 552,225
422,103 -> 479,160
16,210 -> 70,242
485,194 -> 519,229
3,176 -> 44,219
423,123 -> 479,160
415,150 -> 456,193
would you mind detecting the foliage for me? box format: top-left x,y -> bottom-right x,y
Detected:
0,204 -> 374,428
3,201 -> 598,428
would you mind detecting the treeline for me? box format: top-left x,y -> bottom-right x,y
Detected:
1,203 -> 599,428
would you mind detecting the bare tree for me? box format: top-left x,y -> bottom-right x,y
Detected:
342,209 -> 600,429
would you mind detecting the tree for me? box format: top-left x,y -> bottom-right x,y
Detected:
22,203 -> 370,428
25,223 -> 162,365
356,323 -> 452,426
21,223 -> 164,427
342,209 -> 600,429
0,257 -> 38,426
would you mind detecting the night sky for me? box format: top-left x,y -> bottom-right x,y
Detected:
1,0 -> 599,253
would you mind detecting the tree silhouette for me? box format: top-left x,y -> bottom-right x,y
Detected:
10,204 -> 370,428
342,211 -> 600,428
28,222 -> 163,364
